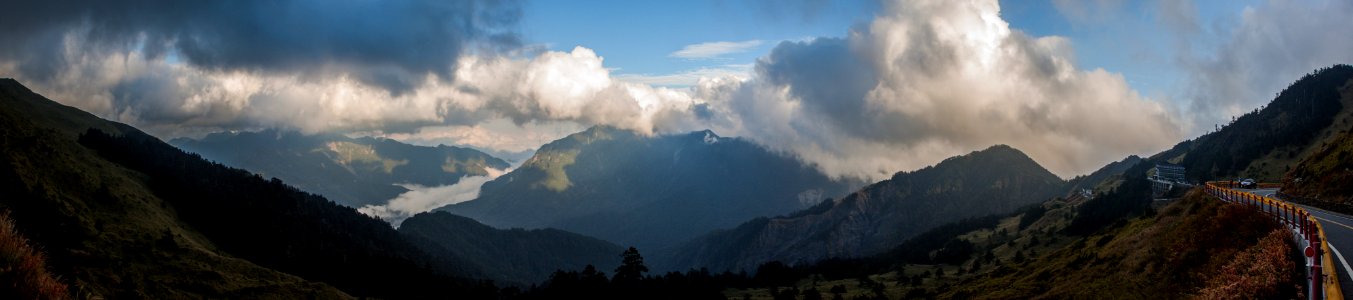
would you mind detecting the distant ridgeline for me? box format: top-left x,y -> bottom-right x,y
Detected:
172,129 -> 509,208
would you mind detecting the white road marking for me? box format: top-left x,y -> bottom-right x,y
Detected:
1302,204 -> 1353,224
1328,243 -> 1353,284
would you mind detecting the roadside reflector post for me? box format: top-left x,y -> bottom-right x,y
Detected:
1314,264 -> 1323,300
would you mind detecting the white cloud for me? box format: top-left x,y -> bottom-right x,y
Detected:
448,46 -> 705,135
2,35 -> 706,141
359,167 -> 509,227
613,64 -> 753,87
1174,0 -> 1353,131
689,0 -> 1184,180
375,118 -> 582,157
670,40 -> 765,59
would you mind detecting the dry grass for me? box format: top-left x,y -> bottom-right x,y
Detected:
0,212 -> 69,300
1194,228 -> 1302,299
942,189 -> 1303,299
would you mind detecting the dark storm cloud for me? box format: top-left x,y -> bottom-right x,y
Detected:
0,0 -> 522,92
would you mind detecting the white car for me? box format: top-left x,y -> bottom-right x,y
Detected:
1239,179 -> 1257,189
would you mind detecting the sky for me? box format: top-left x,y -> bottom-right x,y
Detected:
2,0 -> 1352,182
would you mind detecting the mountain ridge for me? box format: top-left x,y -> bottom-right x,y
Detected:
400,211 -> 624,285
667,144 -> 1065,272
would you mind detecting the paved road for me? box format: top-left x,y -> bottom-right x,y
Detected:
1242,188 -> 1353,297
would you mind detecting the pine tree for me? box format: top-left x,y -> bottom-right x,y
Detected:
613,247 -> 649,284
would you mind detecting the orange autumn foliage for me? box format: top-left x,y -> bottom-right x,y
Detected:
1194,228 -> 1302,299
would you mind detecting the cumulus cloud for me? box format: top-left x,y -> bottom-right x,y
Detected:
0,33 -> 702,138
691,0 -> 1184,180
1173,0 -> 1353,130
448,47 -> 702,134
670,40 -> 765,59
0,0 -> 522,93
360,167 -> 509,227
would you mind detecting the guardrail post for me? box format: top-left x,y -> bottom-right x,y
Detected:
1313,234 -> 1324,300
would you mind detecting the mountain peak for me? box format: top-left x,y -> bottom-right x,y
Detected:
980,144 -> 1019,154
701,130 -> 720,144
947,144 -> 1037,166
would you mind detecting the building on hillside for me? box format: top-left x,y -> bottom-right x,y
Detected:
1152,163 -> 1186,183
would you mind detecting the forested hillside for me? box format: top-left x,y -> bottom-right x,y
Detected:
1168,64 -> 1353,182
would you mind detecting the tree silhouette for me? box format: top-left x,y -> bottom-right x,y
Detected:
613,247 -> 648,284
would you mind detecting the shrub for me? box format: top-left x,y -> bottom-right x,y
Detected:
1194,229 -> 1301,299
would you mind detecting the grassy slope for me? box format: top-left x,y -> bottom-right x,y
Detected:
1282,128 -> 1353,212
723,190 -> 1302,299
946,189 -> 1300,299
0,79 -> 349,298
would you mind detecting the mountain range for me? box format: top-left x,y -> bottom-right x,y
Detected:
435,126 -> 859,250
4,64 -> 1350,298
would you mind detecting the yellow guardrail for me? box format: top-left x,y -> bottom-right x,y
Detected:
1205,181 -> 1342,300
1317,220 -> 1344,300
